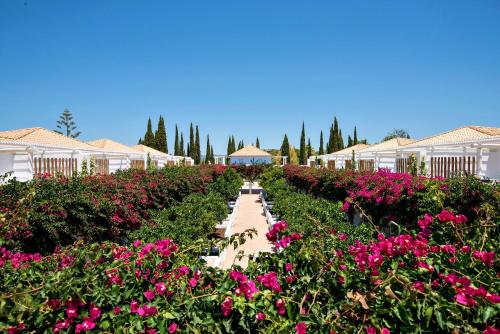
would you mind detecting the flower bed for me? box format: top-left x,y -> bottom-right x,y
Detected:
0,166 -> 242,253
282,165 -> 499,231
0,166 -> 498,333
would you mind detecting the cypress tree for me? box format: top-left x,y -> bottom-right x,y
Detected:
210,144 -> 215,163
307,138 -> 312,158
205,135 -> 211,164
227,136 -> 232,155
155,116 -> 168,153
195,125 -> 201,164
299,122 -> 306,165
333,117 -> 339,151
327,124 -> 334,153
256,137 -> 260,148
143,118 -> 155,148
338,129 -> 344,149
353,127 -> 358,145
231,136 -> 236,152
174,125 -> 180,155
280,134 -> 290,159
189,123 -> 195,159
318,131 -> 324,155
138,138 -> 143,145
348,135 -> 353,147
180,133 -> 185,156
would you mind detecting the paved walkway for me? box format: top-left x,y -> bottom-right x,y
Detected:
221,190 -> 273,269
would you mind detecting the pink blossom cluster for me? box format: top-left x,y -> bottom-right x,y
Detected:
257,272 -> 282,293
266,221 -> 302,250
229,270 -> 259,299
0,247 -> 42,268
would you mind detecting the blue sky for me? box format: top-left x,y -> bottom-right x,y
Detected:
1,1 -> 499,154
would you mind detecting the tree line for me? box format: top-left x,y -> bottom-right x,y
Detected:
138,117 -> 215,164
278,117 -> 367,165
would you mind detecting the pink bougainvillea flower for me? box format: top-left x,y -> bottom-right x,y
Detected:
381,328 -> 391,334
472,251 -> 495,267
130,300 -> 139,314
168,322 -> 178,333
256,312 -> 266,321
483,326 -> 500,334
417,213 -> 433,230
285,263 -> 294,272
436,209 -> 455,223
413,281 -> 425,293
89,305 -> 101,319
66,307 -> 78,318
155,282 -> 167,295
257,272 -> 282,293
341,201 -> 350,212
338,233 -> 348,241
114,306 -> 121,314
295,322 -> 307,334
366,327 -> 377,334
188,278 -> 198,288
144,290 -> 155,301
221,297 -> 233,317
276,298 -> 286,315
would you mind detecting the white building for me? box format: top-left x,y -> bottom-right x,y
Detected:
355,137 -> 415,172
87,139 -> 147,173
229,146 -> 272,165
313,144 -> 370,170
131,144 -> 194,167
309,126 -> 500,180
0,127 -> 108,181
0,127 -> 196,182
397,126 -> 500,180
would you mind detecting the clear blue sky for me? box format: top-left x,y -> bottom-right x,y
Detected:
1,1 -> 499,154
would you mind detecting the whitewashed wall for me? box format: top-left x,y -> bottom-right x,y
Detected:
0,153 -> 15,180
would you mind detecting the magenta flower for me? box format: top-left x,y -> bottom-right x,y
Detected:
155,282 -> 167,295
89,306 -> 101,320
66,307 -> 78,318
295,322 -> 307,334
413,281 -> 425,293
221,297 -> 233,317
168,322 -> 178,333
144,290 -> 155,301
256,312 -> 266,321
188,278 -> 198,288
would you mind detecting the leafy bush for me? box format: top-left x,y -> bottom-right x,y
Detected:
207,167 -> 243,201
0,166 -> 227,254
128,192 -> 228,245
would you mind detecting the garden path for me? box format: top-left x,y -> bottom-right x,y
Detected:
221,186 -> 273,269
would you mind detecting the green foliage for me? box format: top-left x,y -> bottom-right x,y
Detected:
207,167 -> 243,201
0,166 -> 230,254
154,115 -> 167,153
128,192 -> 228,245
280,134 -> 290,159
54,108 -> 81,138
142,118 -> 155,148
318,130 -> 324,155
299,122 -> 307,165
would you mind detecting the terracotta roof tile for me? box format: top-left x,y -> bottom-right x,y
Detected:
131,144 -> 169,157
229,145 -> 272,157
406,126 -> 500,147
359,137 -> 414,152
0,127 -> 102,151
88,139 -> 143,154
